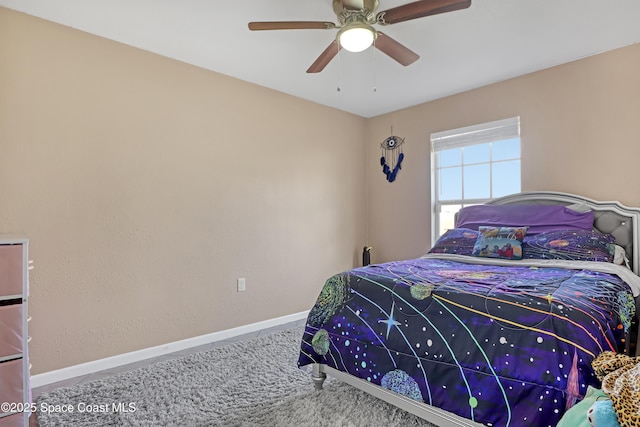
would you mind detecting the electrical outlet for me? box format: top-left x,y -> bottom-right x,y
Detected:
237,277 -> 246,292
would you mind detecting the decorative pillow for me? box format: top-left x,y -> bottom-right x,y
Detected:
522,229 -> 616,263
428,228 -> 479,256
472,226 -> 527,260
456,204 -> 594,235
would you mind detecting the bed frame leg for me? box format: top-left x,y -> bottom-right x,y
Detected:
312,363 -> 326,390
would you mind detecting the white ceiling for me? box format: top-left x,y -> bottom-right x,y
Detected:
2,0 -> 640,118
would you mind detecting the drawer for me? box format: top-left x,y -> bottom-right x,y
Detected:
0,359 -> 24,411
0,413 -> 25,427
0,305 -> 23,358
0,246 -> 23,297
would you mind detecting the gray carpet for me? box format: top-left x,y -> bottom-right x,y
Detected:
36,326 -> 437,426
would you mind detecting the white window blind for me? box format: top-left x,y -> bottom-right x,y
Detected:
432,117 -> 520,152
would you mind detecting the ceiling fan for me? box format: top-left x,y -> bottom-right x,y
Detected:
248,0 -> 471,73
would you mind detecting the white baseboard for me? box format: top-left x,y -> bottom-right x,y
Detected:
31,310 -> 309,389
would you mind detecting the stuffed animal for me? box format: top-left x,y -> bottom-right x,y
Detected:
591,351 -> 640,427
587,400 -> 621,427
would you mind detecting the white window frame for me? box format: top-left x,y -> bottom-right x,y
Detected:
430,117 -> 521,242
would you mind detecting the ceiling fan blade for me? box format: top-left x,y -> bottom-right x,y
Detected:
374,32 -> 419,66
248,21 -> 336,31
377,0 -> 471,25
307,41 -> 341,73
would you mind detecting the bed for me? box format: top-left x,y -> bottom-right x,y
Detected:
297,191 -> 640,427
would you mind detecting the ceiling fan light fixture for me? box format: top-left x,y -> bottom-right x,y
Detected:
338,24 -> 376,53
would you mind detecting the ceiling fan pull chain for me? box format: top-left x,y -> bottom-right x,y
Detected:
373,38 -> 377,93
337,47 -> 342,92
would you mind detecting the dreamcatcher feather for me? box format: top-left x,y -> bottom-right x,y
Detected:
380,134 -> 405,183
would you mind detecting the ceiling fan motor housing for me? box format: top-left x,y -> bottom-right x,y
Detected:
333,0 -> 379,25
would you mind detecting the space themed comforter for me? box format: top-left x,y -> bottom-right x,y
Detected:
297,254 -> 639,427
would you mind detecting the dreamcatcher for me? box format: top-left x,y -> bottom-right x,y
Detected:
380,133 -> 405,183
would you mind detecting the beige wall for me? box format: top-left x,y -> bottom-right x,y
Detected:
0,8 -> 367,374
366,43 -> 640,263
3,6 -> 639,375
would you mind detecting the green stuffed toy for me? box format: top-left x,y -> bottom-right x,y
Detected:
557,387 -> 606,427
587,400 -> 621,427
557,386 -> 621,427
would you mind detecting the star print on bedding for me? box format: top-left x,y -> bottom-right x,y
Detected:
297,256 -> 635,427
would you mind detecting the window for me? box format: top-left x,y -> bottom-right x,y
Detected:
431,117 -> 521,239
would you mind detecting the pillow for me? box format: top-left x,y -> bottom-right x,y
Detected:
566,201 -> 592,213
456,204 -> 594,235
472,226 -> 527,260
428,228 -> 479,256
522,229 -> 616,263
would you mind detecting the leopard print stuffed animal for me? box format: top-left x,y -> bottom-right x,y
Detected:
592,351 -> 640,427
